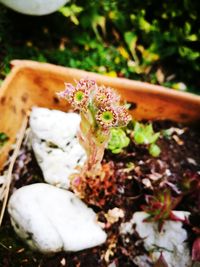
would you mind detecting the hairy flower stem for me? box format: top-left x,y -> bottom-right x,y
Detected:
78,112 -> 110,176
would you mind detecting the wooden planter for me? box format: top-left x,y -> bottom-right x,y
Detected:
1,60 -> 200,171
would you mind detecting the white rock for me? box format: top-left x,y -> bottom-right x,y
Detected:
0,0 -> 69,16
29,107 -> 86,189
120,211 -> 191,267
31,138 -> 85,188
8,183 -> 107,253
30,107 -> 80,149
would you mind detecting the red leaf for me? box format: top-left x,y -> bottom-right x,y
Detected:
153,253 -> 168,267
169,212 -> 185,222
192,237 -> 200,261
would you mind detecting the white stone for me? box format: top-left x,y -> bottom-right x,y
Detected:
0,0 -> 69,16
8,183 -> 107,253
120,211 -> 191,267
29,107 -> 86,189
30,107 -> 80,149
31,138 -> 85,189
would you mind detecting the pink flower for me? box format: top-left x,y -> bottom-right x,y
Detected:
116,106 -> 132,127
76,78 -> 96,92
96,107 -> 118,129
94,86 -> 120,108
58,80 -> 93,110
56,83 -> 75,99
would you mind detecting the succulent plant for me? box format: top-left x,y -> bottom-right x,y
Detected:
141,190 -> 185,231
58,78 -> 131,178
132,122 -> 161,157
134,122 -> 160,144
107,128 -> 130,154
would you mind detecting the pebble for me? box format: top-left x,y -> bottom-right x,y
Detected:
120,211 -> 191,267
8,183 -> 107,253
29,107 -> 86,189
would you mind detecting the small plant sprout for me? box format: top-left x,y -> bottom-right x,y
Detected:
132,122 -> 161,157
141,190 -> 185,231
58,78 -> 131,178
108,128 -> 130,154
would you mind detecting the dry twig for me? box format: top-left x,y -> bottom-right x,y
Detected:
0,117 -> 28,226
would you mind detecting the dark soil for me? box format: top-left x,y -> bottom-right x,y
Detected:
0,120 -> 200,267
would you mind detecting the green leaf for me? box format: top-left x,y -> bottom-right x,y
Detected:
186,34 -> 198,42
91,15 -> 106,40
184,22 -> 191,34
149,143 -> 161,157
133,122 -> 160,145
124,31 -> 137,56
179,46 -> 200,60
59,4 -> 83,25
138,16 -> 151,32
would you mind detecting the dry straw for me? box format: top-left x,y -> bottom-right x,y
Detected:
0,117 -> 28,226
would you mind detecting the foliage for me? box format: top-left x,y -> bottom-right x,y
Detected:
0,132 -> 9,148
132,122 -> 161,157
0,1 -> 200,93
141,190 -> 185,231
107,128 -> 130,154
58,79 -> 131,178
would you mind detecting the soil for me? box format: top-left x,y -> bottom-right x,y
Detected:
0,120 -> 200,267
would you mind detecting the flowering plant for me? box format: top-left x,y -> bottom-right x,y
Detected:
58,78 -> 131,179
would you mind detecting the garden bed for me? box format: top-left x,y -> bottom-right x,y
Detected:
0,116 -> 200,267
0,61 -> 200,267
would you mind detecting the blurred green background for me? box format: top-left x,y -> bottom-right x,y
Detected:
0,0 -> 200,93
